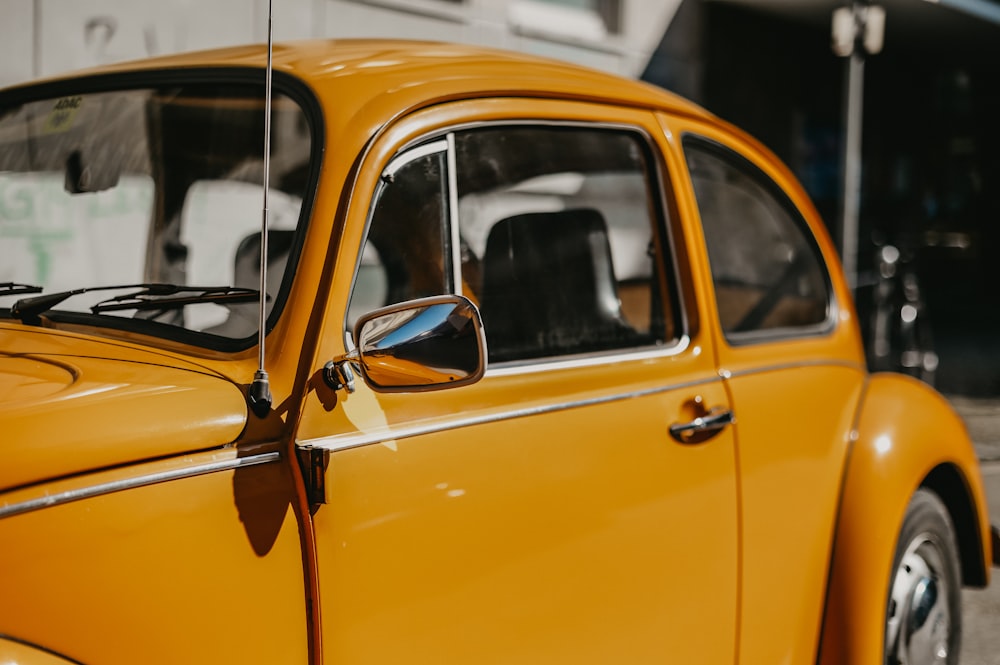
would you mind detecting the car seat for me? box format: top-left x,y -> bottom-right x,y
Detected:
204,229 -> 295,338
479,208 -> 637,363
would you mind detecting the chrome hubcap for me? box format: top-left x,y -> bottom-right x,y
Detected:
886,535 -> 951,665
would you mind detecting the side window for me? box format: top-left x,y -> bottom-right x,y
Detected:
347,143 -> 450,328
455,126 -> 676,363
683,136 -> 831,338
348,125 -> 680,365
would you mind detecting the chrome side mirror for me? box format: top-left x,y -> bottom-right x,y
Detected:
327,295 -> 487,393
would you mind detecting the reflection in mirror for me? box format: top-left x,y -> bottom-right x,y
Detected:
354,295 -> 486,392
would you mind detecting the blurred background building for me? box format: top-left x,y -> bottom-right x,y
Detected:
3,0 -> 1000,396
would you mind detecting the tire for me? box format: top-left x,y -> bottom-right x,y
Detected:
884,488 -> 963,665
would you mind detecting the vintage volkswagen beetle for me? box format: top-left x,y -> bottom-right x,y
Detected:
0,39 -> 992,665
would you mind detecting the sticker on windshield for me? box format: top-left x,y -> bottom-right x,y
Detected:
42,96 -> 83,134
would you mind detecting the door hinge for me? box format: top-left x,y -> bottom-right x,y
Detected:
298,447 -> 330,505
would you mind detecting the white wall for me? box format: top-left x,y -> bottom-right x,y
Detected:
0,0 -> 683,88
0,0 -> 35,84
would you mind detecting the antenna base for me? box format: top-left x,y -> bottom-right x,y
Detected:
249,369 -> 273,417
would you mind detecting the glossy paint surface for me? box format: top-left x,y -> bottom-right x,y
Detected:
0,448 -> 308,664
312,368 -> 739,664
0,637 -> 78,664
0,325 -> 248,491
820,373 -> 991,664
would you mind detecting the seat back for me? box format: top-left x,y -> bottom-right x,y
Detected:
203,229 -> 295,337
479,208 -> 635,362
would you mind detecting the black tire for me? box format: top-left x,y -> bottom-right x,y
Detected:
884,488 -> 963,665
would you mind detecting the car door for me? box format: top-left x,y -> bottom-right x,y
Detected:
664,115 -> 869,664
296,100 -> 739,664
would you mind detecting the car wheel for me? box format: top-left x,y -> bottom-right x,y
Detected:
884,488 -> 962,665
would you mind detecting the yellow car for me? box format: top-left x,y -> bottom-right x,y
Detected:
0,39 -> 993,665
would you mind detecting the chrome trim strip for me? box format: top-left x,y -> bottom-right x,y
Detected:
446,132 -> 463,295
721,358 -> 864,379
297,373 -> 718,453
723,317 -> 838,346
382,139 -> 448,179
0,451 -> 281,520
486,334 -> 691,376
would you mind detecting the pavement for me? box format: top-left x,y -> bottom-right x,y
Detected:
946,397 -> 1000,665
950,396 -> 1000,462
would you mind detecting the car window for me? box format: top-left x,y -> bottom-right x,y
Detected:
347,143 -> 450,329
348,124 -> 679,364
682,136 -> 830,339
0,82 -> 316,347
455,126 -> 675,362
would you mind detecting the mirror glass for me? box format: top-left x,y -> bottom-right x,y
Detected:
355,295 -> 486,392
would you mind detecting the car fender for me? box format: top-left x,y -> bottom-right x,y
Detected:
818,372 -> 991,664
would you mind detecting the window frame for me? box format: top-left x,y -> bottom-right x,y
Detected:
346,119 -> 691,370
345,138 -> 452,337
681,133 -> 837,346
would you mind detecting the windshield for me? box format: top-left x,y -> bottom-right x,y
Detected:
0,78 -> 315,347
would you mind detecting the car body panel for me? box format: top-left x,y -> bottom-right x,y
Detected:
820,372 -> 991,664
0,324 -> 248,491
0,637 -> 79,665
0,446 -> 307,665
307,370 -> 738,665
723,364 -> 865,662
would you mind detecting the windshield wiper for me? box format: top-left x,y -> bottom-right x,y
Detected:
91,285 -> 260,314
1,282 -> 43,296
12,283 -> 260,325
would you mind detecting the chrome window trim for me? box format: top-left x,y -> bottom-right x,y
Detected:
723,315 -> 839,346
0,451 -> 280,521
343,138 -> 451,341
486,333 -> 691,376
446,132 -> 463,296
297,371 -> 718,454
381,139 -> 448,179
390,116 -> 692,360
680,132 -> 839,344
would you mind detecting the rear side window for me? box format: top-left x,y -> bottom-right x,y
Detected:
682,136 -> 831,339
349,124 -> 680,365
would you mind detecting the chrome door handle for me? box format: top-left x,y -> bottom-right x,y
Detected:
669,408 -> 735,444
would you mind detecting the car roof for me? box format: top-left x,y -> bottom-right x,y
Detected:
6,39 -> 716,124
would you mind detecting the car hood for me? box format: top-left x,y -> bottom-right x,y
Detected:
0,325 -> 248,492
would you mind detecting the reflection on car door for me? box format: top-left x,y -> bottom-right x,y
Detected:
296,102 -> 740,664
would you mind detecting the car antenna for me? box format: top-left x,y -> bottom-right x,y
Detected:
248,0 -> 275,418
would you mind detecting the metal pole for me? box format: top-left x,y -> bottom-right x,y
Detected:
841,43 -> 864,291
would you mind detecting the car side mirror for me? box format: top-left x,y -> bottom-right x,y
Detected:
326,295 -> 487,393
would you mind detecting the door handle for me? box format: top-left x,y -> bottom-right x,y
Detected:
669,407 -> 735,444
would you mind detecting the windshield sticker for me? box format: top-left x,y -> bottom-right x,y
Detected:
42,97 -> 83,134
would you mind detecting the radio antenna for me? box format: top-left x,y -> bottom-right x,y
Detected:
248,0 -> 274,417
